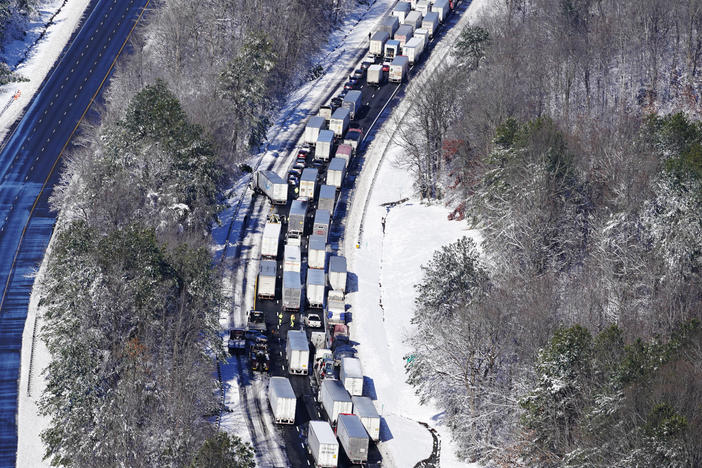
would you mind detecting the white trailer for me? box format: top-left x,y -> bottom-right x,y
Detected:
284,244 -> 301,273
268,376 -> 296,424
300,167 -> 318,199
404,36 -> 425,64
318,105 -> 332,121
336,414 -> 369,465
352,396 -> 381,441
384,39 -> 401,60
335,144 -> 353,165
304,116 -> 326,144
340,357 -> 364,396
319,379 -> 353,425
376,15 -> 399,36
252,170 -> 287,205
392,1 -> 411,22
342,90 -> 362,120
316,130 -> 335,161
329,107 -> 350,137
403,11 -> 423,30
317,185 -> 336,213
416,0 -> 431,14
306,268 -> 326,308
308,420 -> 339,468
369,30 -> 390,57
329,255 -> 347,292
313,209 -> 331,240
282,271 -> 301,311
308,235 -> 326,270
432,0 -> 449,21
257,259 -> 277,299
261,221 -> 281,258
394,24 -> 413,47
389,56 -> 409,83
326,158 -> 346,190
367,64 -> 383,86
414,27 -> 430,43
422,11 -> 439,36
287,199 -> 307,239
287,329 -> 310,375
326,294 -> 346,324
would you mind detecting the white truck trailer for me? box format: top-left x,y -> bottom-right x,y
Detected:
318,105 -> 332,121
308,420 -> 339,468
403,36 -> 425,65
326,290 -> 346,324
268,376 -> 296,424
376,15 -> 399,36
284,244 -> 301,273
329,107 -> 350,137
261,221 -> 281,258
369,30 -> 390,57
422,11 -> 439,36
394,24 -> 414,47
336,414 -> 369,465
316,130 -> 335,161
300,167 -> 318,199
404,10 -> 423,30
389,55 -> 409,83
335,144 -> 353,164
287,329 -> 310,375
257,259 -> 277,299
392,1 -> 410,22
252,170 -> 287,205
416,0 -> 431,14
308,235 -> 326,269
340,357 -> 364,396
352,396 -> 381,441
432,0 -> 449,21
329,255 -> 347,292
342,90 -> 362,120
326,158 -> 346,190
367,64 -> 383,86
313,209 -> 331,240
282,271 -> 301,311
304,116 -> 326,144
318,184 -> 336,213
306,268 -> 326,308
319,379 -> 353,425
287,199 -> 307,239
384,39 -> 401,60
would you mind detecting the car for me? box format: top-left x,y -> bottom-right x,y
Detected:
288,174 -> 299,186
245,329 -> 266,343
314,356 -> 335,382
360,60 -> 373,71
352,69 -> 364,80
297,149 -> 309,159
228,328 -> 246,354
293,161 -> 305,170
296,157 -> 307,166
343,80 -> 356,90
304,312 -> 323,328
330,96 -> 343,108
289,167 -> 302,177
382,62 -> 391,73
311,160 -> 324,169
338,88 -> 348,98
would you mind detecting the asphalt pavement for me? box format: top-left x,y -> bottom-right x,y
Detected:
0,0 -> 150,464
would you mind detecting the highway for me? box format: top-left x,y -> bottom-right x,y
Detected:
0,0 -> 150,464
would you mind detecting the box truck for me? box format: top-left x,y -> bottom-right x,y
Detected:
316,129 -> 335,161
300,167 -> 318,199
257,259 -> 277,299
342,90 -> 362,120
320,379 -> 353,425
377,15 -> 399,36
367,64 -> 383,86
308,234 -> 327,269
268,376 -> 296,424
389,56 -> 409,83
284,244 -> 301,273
329,256 -> 347,292
308,420 -> 339,468
403,11 -> 423,30
326,158 -> 346,190
261,221 -> 281,258
313,209 -> 331,240
369,30 -> 389,57
340,357 -> 364,396
336,414 -> 369,465
394,24 -> 413,47
282,271 -> 301,311
404,36 -> 425,64
287,199 -> 307,239
304,116 -> 326,144
352,396 -> 381,441
392,1 -> 411,22
422,11 -> 439,36
318,184 -> 336,213
307,268 -> 326,308
384,39 -> 401,60
329,107 -> 350,137
287,329 -> 310,375
252,170 -> 287,205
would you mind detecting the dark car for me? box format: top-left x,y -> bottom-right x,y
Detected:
331,96 -> 343,109
343,80 -> 356,90
360,60 -> 373,71
352,69 -> 364,80
228,328 -> 246,354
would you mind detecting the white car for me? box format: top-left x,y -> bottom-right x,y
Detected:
304,312 -> 322,328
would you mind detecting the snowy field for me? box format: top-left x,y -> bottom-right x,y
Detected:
0,0 -> 91,140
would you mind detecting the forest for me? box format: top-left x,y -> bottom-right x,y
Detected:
403,0 -> 702,466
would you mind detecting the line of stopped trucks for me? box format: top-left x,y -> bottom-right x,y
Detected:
235,0 -> 459,466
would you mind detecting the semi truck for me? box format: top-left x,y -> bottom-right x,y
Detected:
307,268 -> 326,308
392,1 -> 410,22
308,420 -> 339,468
313,209 -> 331,240
304,116 -> 326,144
252,170 -> 287,205
422,11 -> 439,36
403,36 -> 425,64
432,0 -> 449,21
369,30 -> 389,57
343,129 -> 362,153
352,396 -> 381,441
389,55 -> 409,83
329,255 -> 347,292
287,199 -> 307,239
316,129 -> 335,161
318,184 -> 337,213
257,259 -> 277,299
284,244 -> 301,273
326,158 -> 346,189
394,24 -> 414,47
308,234 -> 327,269
334,144 -> 353,165
342,90 -> 362,120
282,271 -> 302,311
416,0 -> 431,14
261,220 -> 281,258
414,27 -> 430,43
340,357 -> 364,396
320,379 -> 353,425
404,10 -> 423,30
300,167 -> 318,199
376,15 -> 399,36
287,329 -> 310,375
268,376 -> 296,424
367,64 -> 383,86
329,107 -> 350,137
318,105 -> 332,121
327,290 -> 346,324
384,39 -> 401,60
336,414 -> 369,465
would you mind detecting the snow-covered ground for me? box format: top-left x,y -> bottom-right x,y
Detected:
0,0 -> 91,141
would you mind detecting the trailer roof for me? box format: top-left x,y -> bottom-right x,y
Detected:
405,11 -> 422,21
380,15 -> 399,27
307,268 -> 325,285
331,107 -> 350,120
352,396 -> 380,419
386,39 -> 400,47
317,129 -> 335,143
287,329 -> 309,351
259,170 -> 285,184
342,357 -> 363,378
329,158 -> 346,172
393,1 -> 410,13
329,255 -> 347,273
370,30 -> 390,41
391,55 -> 410,65
423,11 -> 439,22
270,376 -> 296,399
405,36 -> 424,48
322,379 -> 352,402
263,221 -> 282,237
344,90 -> 362,103
319,184 -> 336,199
336,144 -> 353,156
314,209 -> 331,224
284,244 -> 301,262
309,420 -> 337,445
290,199 -> 307,216
283,270 -> 301,287
260,259 -> 277,276
395,24 -> 414,37
308,234 -> 327,251
301,167 -> 318,182
307,115 -> 326,129
337,414 -> 368,439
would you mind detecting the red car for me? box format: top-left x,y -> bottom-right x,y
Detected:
381,62 -> 391,73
